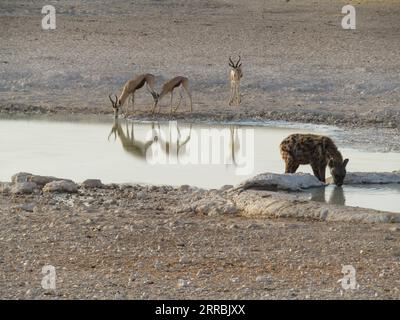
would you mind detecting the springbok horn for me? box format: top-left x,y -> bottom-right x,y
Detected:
235,55 -> 241,68
229,56 -> 235,67
109,94 -> 115,106
115,94 -> 118,105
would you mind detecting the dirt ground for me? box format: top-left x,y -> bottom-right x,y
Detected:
0,0 -> 400,300
0,0 -> 399,128
1,184 -> 400,300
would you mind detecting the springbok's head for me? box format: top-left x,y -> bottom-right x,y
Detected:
229,55 -> 243,78
109,94 -> 120,119
328,158 -> 349,187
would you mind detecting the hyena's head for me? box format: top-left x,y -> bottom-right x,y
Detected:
329,158 -> 349,187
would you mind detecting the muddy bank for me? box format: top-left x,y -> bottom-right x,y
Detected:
1,102 -> 399,131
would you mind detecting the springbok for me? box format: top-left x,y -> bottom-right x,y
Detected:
109,73 -> 158,119
228,56 -> 243,106
152,76 -> 193,115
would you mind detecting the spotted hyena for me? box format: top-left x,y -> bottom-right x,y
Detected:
280,134 -> 349,186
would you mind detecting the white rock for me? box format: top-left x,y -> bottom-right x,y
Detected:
330,172 -> 400,185
256,275 -> 273,284
177,279 -> 190,288
236,172 -> 324,191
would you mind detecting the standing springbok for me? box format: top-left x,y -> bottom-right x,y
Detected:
228,56 -> 243,106
152,76 -> 193,115
109,73 -> 158,119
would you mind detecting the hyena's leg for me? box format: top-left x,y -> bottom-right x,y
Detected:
310,162 -> 323,182
283,155 -> 299,174
318,163 -> 327,183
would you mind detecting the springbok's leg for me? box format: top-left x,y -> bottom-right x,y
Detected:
131,94 -> 135,115
229,82 -> 234,106
237,82 -> 241,105
170,90 -> 174,115
173,87 -> 183,113
181,79 -> 193,112
146,82 -> 158,107
234,82 -> 240,105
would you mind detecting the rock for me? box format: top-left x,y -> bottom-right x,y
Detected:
177,279 -> 190,288
82,179 -> 104,189
19,203 -> 36,212
220,185 -> 233,192
185,194 -> 237,216
327,172 -> 400,185
179,255 -> 191,264
0,182 -> 12,194
11,182 -> 38,194
11,172 -> 32,183
43,180 -> 78,193
179,185 -> 190,192
235,172 -> 324,192
11,172 -> 73,187
256,275 -> 273,284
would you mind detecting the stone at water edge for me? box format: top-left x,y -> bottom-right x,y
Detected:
81,179 -> 104,189
42,180 -> 78,193
327,172 -> 400,185
11,172 -> 73,187
235,172 -> 325,192
11,182 -> 38,195
0,182 -> 12,194
11,172 -> 32,183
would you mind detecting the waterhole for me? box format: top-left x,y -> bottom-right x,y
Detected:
0,116 -> 399,212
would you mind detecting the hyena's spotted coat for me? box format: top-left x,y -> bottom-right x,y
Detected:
280,134 -> 349,186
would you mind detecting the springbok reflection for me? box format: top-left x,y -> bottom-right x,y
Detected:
108,120 -> 156,161
309,186 -> 346,206
226,125 -> 241,167
148,122 -> 192,163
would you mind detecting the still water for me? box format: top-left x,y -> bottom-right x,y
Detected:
0,116 -> 399,212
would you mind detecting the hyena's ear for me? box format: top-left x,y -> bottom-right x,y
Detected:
343,158 -> 349,168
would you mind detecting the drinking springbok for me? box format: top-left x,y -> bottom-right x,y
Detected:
109,73 -> 158,118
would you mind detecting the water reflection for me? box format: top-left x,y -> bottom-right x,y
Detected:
108,120 -> 156,161
108,120 -> 193,162
309,186 -> 346,206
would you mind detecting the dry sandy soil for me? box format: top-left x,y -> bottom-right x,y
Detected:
0,0 -> 399,128
0,0 -> 400,300
1,183 -> 400,300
